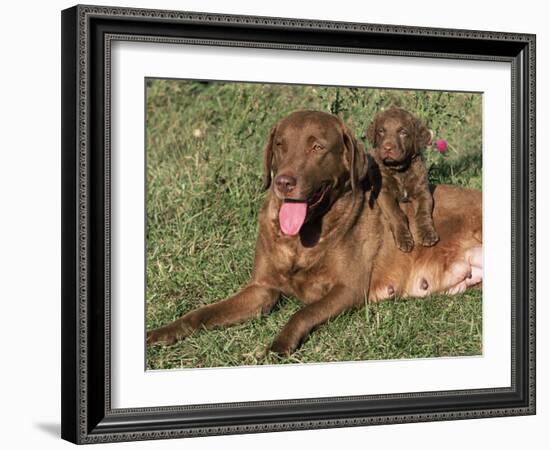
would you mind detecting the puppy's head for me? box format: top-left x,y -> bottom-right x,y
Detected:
366,106 -> 431,167
263,110 -> 366,235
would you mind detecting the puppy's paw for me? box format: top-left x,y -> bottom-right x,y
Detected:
395,230 -> 414,252
419,228 -> 439,247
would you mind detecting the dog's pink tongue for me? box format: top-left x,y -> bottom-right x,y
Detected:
279,202 -> 308,236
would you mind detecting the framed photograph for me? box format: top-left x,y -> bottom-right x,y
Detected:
61,4 -> 536,444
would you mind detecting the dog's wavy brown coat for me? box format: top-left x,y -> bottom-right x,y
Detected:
367,106 -> 439,252
148,111 -> 482,356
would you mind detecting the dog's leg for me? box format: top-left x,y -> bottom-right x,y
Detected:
377,190 -> 414,252
270,285 -> 360,355
147,284 -> 279,346
405,245 -> 482,297
414,190 -> 439,247
444,246 -> 483,294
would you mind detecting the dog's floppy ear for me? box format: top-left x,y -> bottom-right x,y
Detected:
366,117 -> 378,148
343,126 -> 368,193
413,116 -> 431,151
262,124 -> 277,190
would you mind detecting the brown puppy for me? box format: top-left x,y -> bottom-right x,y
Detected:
367,106 -> 439,252
147,110 -> 481,356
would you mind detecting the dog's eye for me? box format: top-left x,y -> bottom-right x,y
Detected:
399,129 -> 408,136
377,128 -> 385,135
312,143 -> 324,152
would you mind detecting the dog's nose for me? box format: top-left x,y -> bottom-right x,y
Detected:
382,141 -> 396,158
275,175 -> 297,195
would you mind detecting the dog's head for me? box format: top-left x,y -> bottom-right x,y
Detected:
262,110 -> 367,236
366,106 -> 431,167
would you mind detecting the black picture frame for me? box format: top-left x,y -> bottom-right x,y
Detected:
61,4 -> 536,444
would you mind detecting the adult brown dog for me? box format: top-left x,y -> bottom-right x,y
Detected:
147,110 -> 483,356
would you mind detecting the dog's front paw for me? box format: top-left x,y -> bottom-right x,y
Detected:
146,322 -> 192,346
419,227 -> 439,247
147,328 -> 177,346
395,229 -> 414,252
269,334 -> 299,356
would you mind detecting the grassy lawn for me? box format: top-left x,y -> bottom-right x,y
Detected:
145,79 -> 483,370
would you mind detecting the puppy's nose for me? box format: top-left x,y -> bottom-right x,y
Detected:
382,141 -> 396,158
275,174 -> 297,195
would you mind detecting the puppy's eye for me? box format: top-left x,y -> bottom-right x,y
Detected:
275,141 -> 282,146
377,128 -> 385,135
399,129 -> 408,137
312,143 -> 324,152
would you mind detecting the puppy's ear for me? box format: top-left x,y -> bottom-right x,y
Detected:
413,117 -> 431,151
262,125 -> 277,190
366,118 -> 378,148
343,126 -> 368,193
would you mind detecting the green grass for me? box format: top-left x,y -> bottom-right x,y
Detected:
145,79 -> 483,370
